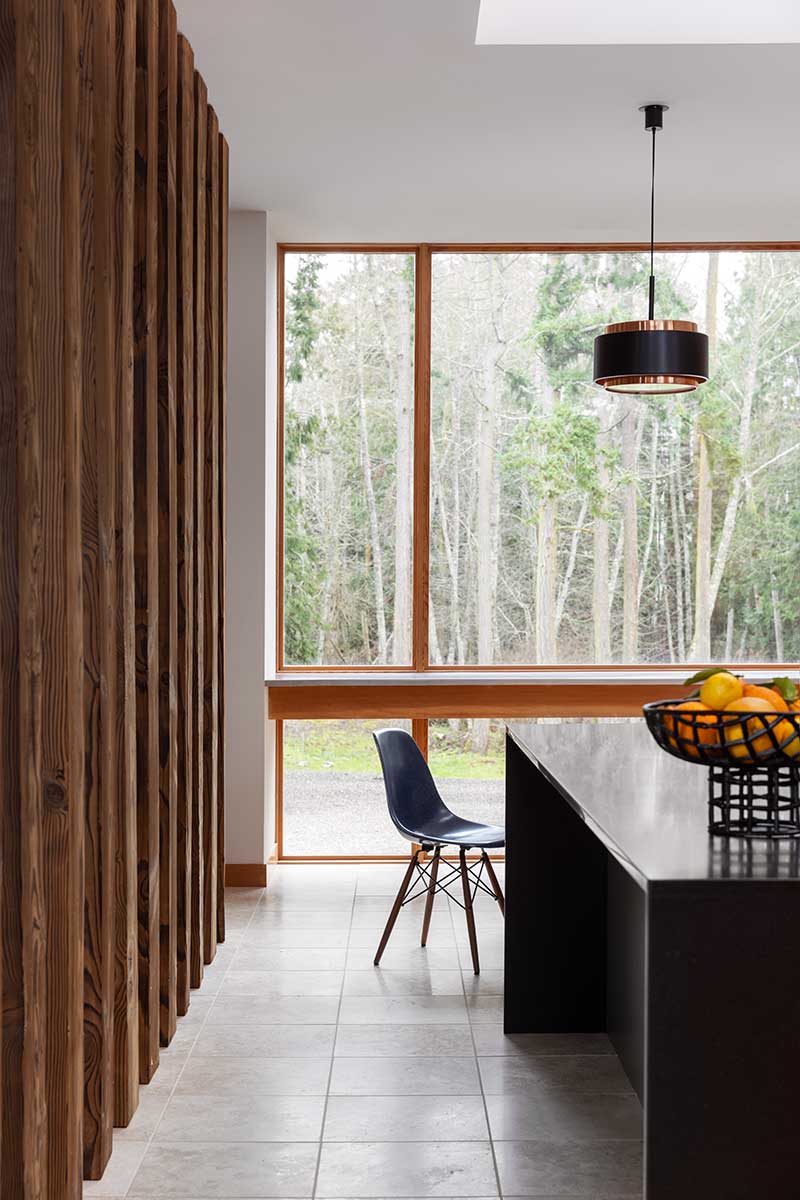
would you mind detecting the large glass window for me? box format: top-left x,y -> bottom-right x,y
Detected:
281,718 -> 411,855
281,247 -> 800,669
281,252 -> 415,667
427,717 -> 505,833
430,250 -> 800,665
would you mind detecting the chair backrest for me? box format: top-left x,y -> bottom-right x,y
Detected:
373,728 -> 452,842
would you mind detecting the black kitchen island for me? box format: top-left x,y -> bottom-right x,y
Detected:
505,720 -> 800,1200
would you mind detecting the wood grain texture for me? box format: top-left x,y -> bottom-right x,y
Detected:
190,69 -> 207,989
0,4 -> 19,1190
216,132 -> 228,945
267,681 -> 679,720
81,0 -> 119,1177
133,0 -> 160,1084
113,0 -> 139,1128
174,32 -> 195,1017
156,0 -> 178,1049
50,2 -> 86,1189
224,865 -> 267,888
202,104 -> 219,965
2,4 -> 228,1184
2,2 -> 86,1195
49,0 -> 87,1192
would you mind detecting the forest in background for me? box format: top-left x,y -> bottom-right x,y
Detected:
283,250 -> 800,673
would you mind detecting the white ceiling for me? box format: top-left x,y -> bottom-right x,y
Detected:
176,0 -> 800,243
476,0 -> 800,45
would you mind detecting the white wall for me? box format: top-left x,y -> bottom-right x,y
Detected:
225,210 -> 269,867
264,231 -> 279,857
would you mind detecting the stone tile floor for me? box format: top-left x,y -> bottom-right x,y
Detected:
84,863 -> 642,1198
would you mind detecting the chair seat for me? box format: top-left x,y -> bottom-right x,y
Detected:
396,812 -> 506,849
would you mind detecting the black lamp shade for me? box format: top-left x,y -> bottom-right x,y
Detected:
593,320 -> 709,395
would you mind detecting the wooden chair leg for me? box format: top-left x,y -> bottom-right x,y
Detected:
483,851 -> 505,917
460,847 -> 480,975
421,847 -> 441,947
374,851 -> 419,966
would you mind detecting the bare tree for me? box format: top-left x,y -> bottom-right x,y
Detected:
355,295 -> 388,662
621,403 -> 639,660
690,251 -> 719,660
593,399 -> 611,661
392,268 -> 413,663
707,257 -> 768,618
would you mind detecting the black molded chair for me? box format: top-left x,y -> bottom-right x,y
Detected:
372,728 -> 505,975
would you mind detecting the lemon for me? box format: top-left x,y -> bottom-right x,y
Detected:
699,671 -> 744,710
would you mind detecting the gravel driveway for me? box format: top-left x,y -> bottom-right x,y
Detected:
282,769 -> 505,856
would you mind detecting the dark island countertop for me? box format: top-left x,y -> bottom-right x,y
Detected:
508,719 -> 800,887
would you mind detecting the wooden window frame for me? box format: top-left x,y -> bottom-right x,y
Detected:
277,240 -> 800,677
274,241 -> 800,860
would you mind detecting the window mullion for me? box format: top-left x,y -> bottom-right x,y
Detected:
412,245 -> 432,672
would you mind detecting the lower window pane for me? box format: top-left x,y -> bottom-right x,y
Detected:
281,718 -> 411,856
427,718 -> 506,836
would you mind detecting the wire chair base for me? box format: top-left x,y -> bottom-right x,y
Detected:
401,850 -> 499,912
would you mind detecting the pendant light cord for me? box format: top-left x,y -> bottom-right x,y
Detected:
648,125 -> 656,320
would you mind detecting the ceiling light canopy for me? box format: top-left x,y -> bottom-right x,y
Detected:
593,104 -> 709,398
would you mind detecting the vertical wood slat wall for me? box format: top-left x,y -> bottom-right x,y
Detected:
0,0 -> 229,1193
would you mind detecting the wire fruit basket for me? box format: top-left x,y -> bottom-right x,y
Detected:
643,699 -> 800,838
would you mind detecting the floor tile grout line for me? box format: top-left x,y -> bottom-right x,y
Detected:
106,870 -> 507,1199
451,884 -> 504,1200
117,892 -> 265,1198
311,873 -> 357,1199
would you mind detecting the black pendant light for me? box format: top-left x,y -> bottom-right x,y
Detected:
593,104 -> 709,396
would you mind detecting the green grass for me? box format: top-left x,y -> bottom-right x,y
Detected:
284,721 -> 504,779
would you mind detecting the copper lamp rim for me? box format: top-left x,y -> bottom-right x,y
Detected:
602,319 -> 698,335
598,374 -> 704,393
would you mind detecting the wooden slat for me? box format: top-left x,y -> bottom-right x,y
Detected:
134,0 -> 160,1084
156,0 -> 178,1049
49,1 -> 85,1189
81,0 -> 118,1177
217,132 -> 229,945
202,104 -> 219,964
42,0 -> 86,1180
0,6 -> 11,1187
113,0 -> 139,1128
1,1 -> 85,1194
0,5 -> 19,1190
190,69 -> 208,988
175,32 -> 195,1016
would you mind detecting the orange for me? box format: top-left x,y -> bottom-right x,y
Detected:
665,701 -> 719,758
741,684 -> 788,711
699,671 -> 744,710
775,718 -> 800,759
723,697 -> 782,760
